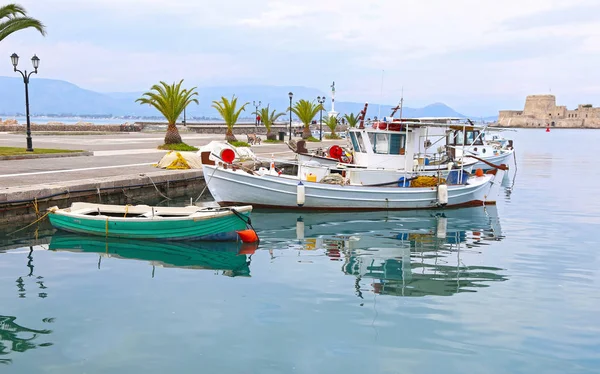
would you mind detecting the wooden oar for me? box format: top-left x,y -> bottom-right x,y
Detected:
464,153 -> 508,170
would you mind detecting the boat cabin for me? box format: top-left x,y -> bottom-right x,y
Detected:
348,122 -> 415,170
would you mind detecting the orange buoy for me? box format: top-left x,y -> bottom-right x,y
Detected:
236,229 -> 259,243
475,168 -> 484,177
238,242 -> 258,255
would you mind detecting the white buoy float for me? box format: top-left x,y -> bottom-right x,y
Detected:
297,181 -> 305,207
437,184 -> 448,206
436,216 -> 447,239
296,217 -> 305,240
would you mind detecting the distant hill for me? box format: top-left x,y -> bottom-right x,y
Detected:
0,76 -> 472,119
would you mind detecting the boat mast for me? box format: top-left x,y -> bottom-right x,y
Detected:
399,87 -> 404,120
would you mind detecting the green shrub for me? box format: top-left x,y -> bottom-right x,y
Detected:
158,143 -> 199,151
228,140 -> 251,147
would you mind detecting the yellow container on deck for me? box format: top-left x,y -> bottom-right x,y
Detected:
306,173 -> 317,182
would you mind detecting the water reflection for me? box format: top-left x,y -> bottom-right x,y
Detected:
48,234 -> 256,278
0,316 -> 54,365
256,205 -> 507,297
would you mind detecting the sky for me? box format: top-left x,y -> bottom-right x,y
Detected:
1,0 -> 599,116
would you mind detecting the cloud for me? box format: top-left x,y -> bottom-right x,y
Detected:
3,0 -> 600,116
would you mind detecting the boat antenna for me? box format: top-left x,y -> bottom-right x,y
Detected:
378,69 -> 384,121
399,86 -> 404,120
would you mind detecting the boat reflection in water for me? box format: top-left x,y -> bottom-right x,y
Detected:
48,234 -> 257,278
256,205 -> 507,297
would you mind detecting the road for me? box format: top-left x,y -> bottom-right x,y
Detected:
0,131 -> 342,189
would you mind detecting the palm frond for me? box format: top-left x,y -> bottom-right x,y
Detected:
291,99 -> 321,127
0,4 -> 26,19
343,112 -> 360,128
0,17 -> 46,41
254,105 -> 285,131
136,79 -> 198,125
212,95 -> 249,131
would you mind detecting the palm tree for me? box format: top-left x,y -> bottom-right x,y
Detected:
291,99 -> 322,139
343,112 -> 359,128
136,80 -> 198,144
254,105 -> 285,140
212,95 -> 249,142
0,3 -> 46,43
323,114 -> 340,138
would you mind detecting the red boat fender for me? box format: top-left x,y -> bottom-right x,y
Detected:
220,148 -> 235,164
329,145 -> 344,160
237,229 -> 259,243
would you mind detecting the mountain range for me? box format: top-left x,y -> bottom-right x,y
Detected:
0,76 -> 491,120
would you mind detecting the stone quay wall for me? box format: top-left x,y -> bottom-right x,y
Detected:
0,123 -> 143,132
0,121 -> 304,134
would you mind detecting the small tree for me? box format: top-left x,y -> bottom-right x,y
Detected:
136,80 -> 198,145
254,105 -> 285,140
343,113 -> 359,128
323,114 -> 340,138
212,95 -> 249,142
291,99 -> 322,139
0,3 -> 46,43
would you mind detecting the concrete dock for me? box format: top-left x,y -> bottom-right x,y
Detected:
0,131 -> 339,225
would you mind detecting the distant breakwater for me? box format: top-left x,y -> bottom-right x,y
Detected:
0,121 -> 303,134
0,123 -> 143,132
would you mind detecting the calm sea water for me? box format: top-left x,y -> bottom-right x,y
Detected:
1,129 -> 600,373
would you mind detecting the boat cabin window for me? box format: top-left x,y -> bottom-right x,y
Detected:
349,132 -> 360,152
466,130 -> 484,145
389,134 -> 406,155
353,132 -> 367,153
368,133 -> 390,154
448,130 -> 465,145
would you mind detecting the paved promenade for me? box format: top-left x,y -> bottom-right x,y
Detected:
0,131 -> 339,189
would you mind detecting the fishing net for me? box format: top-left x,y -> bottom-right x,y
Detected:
410,176 -> 446,188
320,173 -> 346,185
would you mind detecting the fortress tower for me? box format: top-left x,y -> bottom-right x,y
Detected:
523,95 -> 557,117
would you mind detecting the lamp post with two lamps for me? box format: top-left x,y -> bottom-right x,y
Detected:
317,96 -> 326,141
11,53 -> 40,152
288,92 -> 293,141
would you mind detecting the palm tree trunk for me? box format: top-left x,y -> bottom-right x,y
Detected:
266,130 -> 276,140
164,123 -> 182,144
225,129 -> 237,142
302,125 -> 311,139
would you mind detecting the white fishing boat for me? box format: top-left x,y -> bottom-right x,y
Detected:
291,106 -> 514,174
200,146 -> 507,210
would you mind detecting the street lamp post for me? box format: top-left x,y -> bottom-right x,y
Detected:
183,107 -> 186,126
253,100 -> 261,131
11,53 -> 40,152
288,92 -> 293,141
317,96 -> 325,141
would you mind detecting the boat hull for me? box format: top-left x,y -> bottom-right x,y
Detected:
202,165 -> 502,210
48,207 -> 251,241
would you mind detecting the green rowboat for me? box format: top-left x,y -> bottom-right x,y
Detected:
47,202 -> 253,241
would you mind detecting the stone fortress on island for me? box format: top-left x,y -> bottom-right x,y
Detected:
496,95 -> 600,128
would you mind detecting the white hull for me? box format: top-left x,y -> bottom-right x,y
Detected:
202,164 -> 505,210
